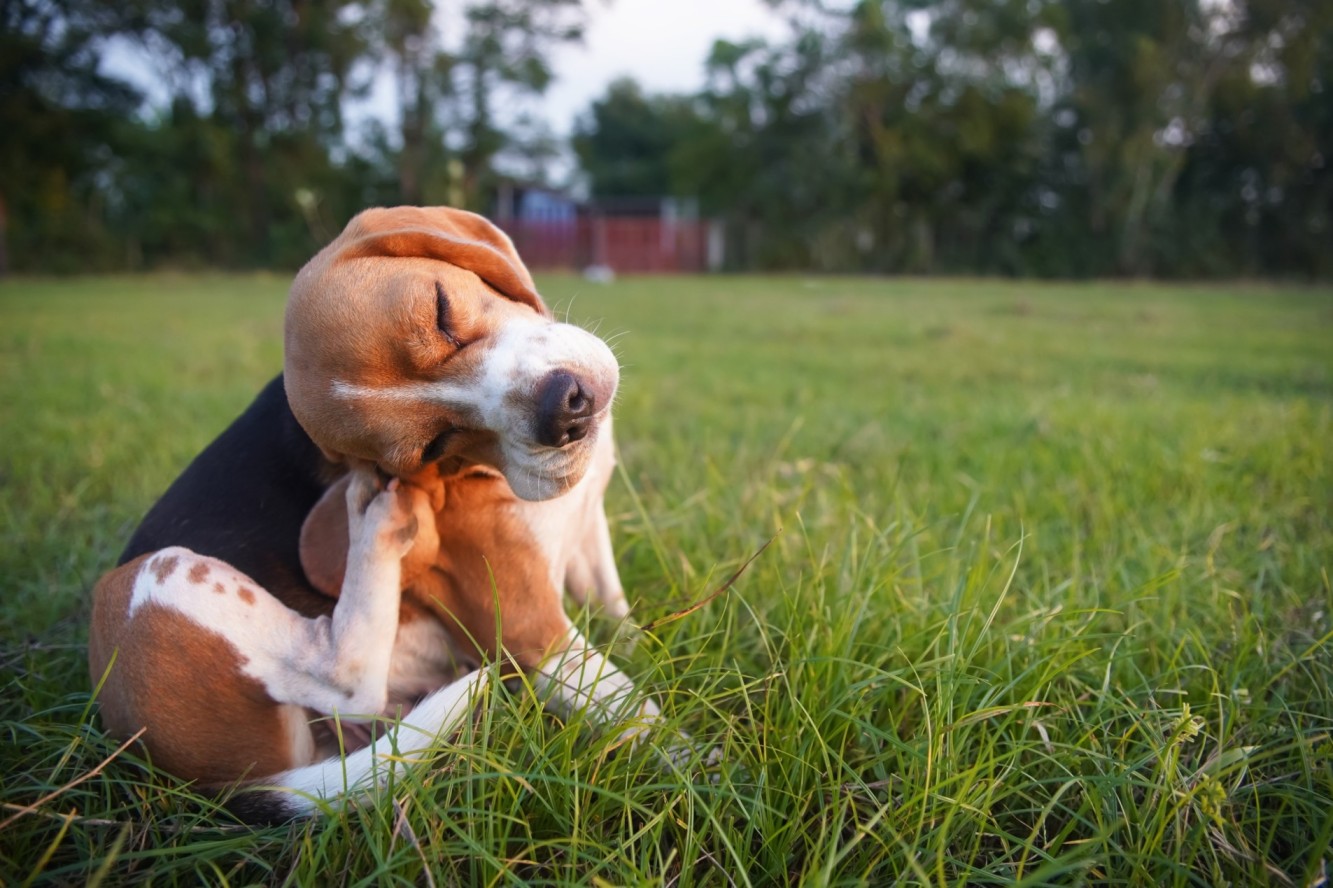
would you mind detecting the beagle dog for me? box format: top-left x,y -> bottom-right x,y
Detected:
89,207 -> 663,822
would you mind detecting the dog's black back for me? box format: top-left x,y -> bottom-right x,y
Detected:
120,374 -> 337,615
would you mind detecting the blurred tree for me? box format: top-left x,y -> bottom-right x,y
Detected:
452,0 -> 585,205
0,0 -> 139,272
572,77 -> 701,198
363,0 -> 588,209
680,32 -> 847,268
371,0 -> 453,205
1048,0 -> 1245,274
574,0 -> 1331,278
116,0 -> 368,264
1174,0 -> 1332,276
3,0 -> 1328,277
839,0 -> 1047,272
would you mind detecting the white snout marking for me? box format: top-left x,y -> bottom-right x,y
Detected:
333,319 -> 616,426
332,319 -> 618,500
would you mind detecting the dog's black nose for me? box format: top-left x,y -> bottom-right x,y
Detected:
535,370 -> 596,448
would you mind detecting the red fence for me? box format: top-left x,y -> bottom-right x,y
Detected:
502,217 -> 710,273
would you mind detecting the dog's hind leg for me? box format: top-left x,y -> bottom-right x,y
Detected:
262,471 -> 430,717
88,472 -> 432,793
237,666 -> 490,820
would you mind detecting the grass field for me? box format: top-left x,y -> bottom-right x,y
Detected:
1,273 -> 1330,885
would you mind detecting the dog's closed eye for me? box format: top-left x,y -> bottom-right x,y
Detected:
435,282 -> 459,347
422,428 -> 457,463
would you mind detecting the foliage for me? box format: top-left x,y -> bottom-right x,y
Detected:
572,77 -> 704,200
2,0 -> 1331,276
1,273 -> 1330,883
0,0 -> 139,272
576,0 -> 1333,278
0,0 -> 586,271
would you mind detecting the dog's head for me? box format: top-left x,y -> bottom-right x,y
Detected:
284,206 -> 618,501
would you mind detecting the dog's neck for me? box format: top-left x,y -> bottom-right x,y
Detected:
398,467 -> 570,667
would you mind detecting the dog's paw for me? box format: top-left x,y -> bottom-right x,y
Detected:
601,713 -> 731,783
346,472 -> 420,558
399,483 -> 440,581
657,737 -> 724,773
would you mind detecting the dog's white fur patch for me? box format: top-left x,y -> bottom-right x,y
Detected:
267,668 -> 490,815
130,475 -> 415,719
331,318 -> 618,501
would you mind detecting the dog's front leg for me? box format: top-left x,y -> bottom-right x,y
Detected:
563,503 -> 631,621
532,629 -> 663,746
559,425 -> 631,621
533,631 -> 722,770
272,471 -> 429,717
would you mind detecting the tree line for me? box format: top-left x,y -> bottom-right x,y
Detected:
2,0 -> 580,272
577,0 -> 1332,278
3,0 -> 1330,278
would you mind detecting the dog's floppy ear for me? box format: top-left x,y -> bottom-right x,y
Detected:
341,206 -> 549,317
300,477 -> 351,598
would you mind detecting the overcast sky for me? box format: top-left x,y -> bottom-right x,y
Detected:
543,0 -> 789,133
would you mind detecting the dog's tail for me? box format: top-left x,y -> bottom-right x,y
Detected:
227,670 -> 488,823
